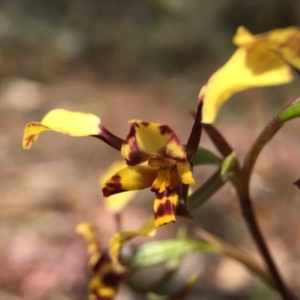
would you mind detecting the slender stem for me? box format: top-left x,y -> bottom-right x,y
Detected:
242,117 -> 282,192
232,173 -> 295,300
242,96 -> 300,191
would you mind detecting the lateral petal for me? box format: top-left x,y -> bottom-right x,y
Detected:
23,109 -> 102,149
100,161 -> 137,213
102,164 -> 158,197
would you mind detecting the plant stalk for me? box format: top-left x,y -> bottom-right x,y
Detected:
233,174 -> 295,300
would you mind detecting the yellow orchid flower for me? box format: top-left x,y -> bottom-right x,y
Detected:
76,217 -> 156,300
23,110 -> 196,227
102,120 -> 195,227
201,26 -> 300,123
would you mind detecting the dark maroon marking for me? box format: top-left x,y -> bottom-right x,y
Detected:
25,135 -> 35,147
92,249 -> 111,272
151,186 -> 159,193
106,175 -> 121,189
102,187 -> 127,197
123,125 -> 143,166
155,187 -> 173,200
102,271 -> 122,287
158,125 -> 187,162
158,125 -> 172,135
155,199 -> 174,217
141,121 -> 150,127
102,175 -> 128,197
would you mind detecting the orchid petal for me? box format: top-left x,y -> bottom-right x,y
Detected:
100,161 -> 138,213
102,164 -> 158,197
76,223 -> 97,250
76,223 -> 101,268
154,190 -> 179,227
23,109 -> 102,149
153,175 -> 180,227
151,169 -> 169,193
176,162 -> 195,185
121,120 -> 187,165
201,47 -> 293,123
234,26 -> 300,70
109,216 -> 156,263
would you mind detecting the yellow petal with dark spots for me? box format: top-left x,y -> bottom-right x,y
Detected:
109,216 -> 156,263
154,191 -> 179,227
23,109 -> 102,149
102,164 -> 158,197
100,161 -> 137,213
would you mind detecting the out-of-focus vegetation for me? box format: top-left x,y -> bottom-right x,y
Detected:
0,0 -> 299,81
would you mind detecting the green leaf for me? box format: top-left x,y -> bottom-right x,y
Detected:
279,100 -> 300,124
130,239 -> 215,269
187,169 -> 226,211
192,147 -> 222,166
127,257 -> 181,293
221,151 -> 237,180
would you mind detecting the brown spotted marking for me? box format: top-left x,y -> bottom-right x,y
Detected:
24,135 -> 36,148
158,125 -> 172,135
124,124 -> 142,166
93,249 -> 111,272
102,175 -> 127,197
158,125 -> 187,162
156,199 -> 175,217
141,121 -> 150,127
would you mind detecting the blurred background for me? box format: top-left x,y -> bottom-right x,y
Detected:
1,0 -> 300,299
